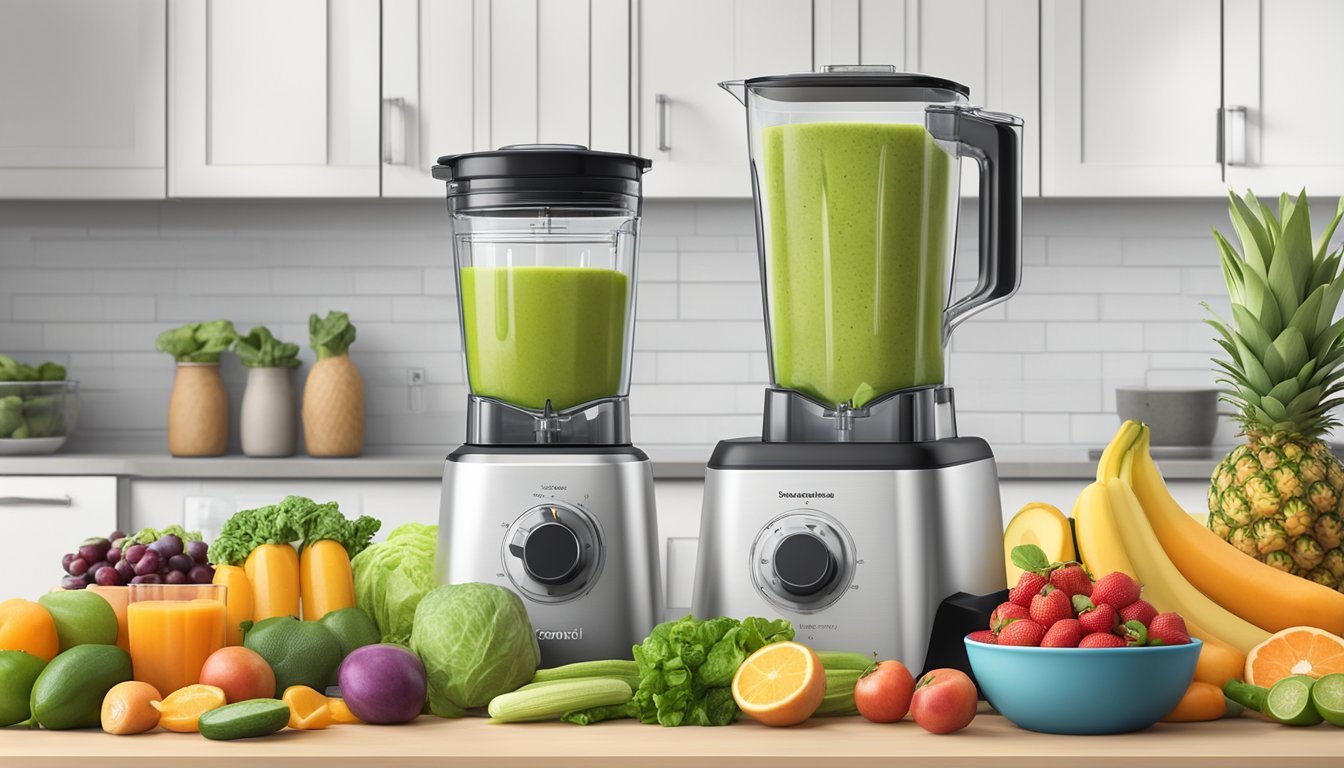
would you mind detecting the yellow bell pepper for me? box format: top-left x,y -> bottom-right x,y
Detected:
211,564 -> 254,646
245,543 -> 300,621
300,538 -> 356,621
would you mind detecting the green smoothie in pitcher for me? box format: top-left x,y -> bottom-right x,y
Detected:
761,121 -> 954,408
460,266 -> 628,411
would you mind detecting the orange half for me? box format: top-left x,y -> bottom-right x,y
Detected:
151,684 -> 227,733
731,641 -> 825,727
1245,626 -> 1344,687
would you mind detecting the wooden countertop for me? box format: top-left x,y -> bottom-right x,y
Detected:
3,709 -> 1341,768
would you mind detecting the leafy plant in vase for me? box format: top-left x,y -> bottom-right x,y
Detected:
155,321 -> 237,457
236,326 -> 301,458
302,311 -> 364,457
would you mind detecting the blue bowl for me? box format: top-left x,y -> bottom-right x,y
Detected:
964,637 -> 1202,734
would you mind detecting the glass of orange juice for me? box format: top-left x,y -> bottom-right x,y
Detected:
127,583 -> 227,696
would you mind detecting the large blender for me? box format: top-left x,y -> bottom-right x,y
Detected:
692,68 -> 1022,674
432,145 -> 661,666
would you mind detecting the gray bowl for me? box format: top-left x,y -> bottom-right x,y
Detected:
1115,387 -> 1219,447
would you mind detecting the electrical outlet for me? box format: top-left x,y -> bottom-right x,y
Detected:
408,367 -> 426,413
408,367 -> 426,386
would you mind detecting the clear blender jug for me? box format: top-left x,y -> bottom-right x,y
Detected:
432,145 -> 652,445
722,67 -> 1022,442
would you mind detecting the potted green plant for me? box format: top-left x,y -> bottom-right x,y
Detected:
155,321 -> 237,457
235,326 -> 302,458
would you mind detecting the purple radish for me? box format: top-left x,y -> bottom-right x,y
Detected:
337,644 -> 428,724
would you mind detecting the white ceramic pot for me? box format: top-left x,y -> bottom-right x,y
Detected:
240,366 -> 297,457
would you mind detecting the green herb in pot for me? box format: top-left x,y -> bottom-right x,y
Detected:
155,321 -> 238,363
234,326 -> 301,368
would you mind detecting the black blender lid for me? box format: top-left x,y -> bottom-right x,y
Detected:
733,67 -> 969,102
432,144 -> 651,209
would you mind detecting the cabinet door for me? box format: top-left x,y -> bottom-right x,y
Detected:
169,0 -> 380,198
0,477 -> 117,600
816,0 -> 1040,197
382,0 -> 630,199
1224,0 -> 1344,196
1041,0 -> 1223,196
0,0 -> 165,199
634,0 -> 812,198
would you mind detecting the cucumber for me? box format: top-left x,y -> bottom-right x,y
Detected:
814,668 -> 861,717
816,651 -> 877,673
531,660 -> 639,683
198,699 -> 291,740
488,678 -> 632,723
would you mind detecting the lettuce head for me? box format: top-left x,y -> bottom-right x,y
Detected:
351,523 -> 437,645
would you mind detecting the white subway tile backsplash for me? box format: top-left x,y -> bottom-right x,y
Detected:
1023,413 -> 1070,444
1100,293 -> 1205,321
694,202 -> 755,235
1121,237 -> 1215,266
3,268 -> 94,293
958,412 -> 1023,444
639,253 -> 679,282
637,283 -> 678,320
679,252 -> 758,282
354,268 -> 422,295
677,236 -> 740,252
271,268 -> 355,295
422,268 -> 456,295
952,321 -> 1046,352
678,283 -> 763,321
1022,352 -> 1102,381
1182,267 -> 1226,296
1046,236 -> 1121,265
1047,322 -> 1143,352
1023,265 -> 1182,294
1006,294 -> 1098,321
391,296 -> 455,323
656,352 -> 751,383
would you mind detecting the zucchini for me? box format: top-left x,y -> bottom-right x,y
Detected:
814,668 -> 862,717
531,660 -> 639,683
816,651 -> 877,673
489,678 -> 632,723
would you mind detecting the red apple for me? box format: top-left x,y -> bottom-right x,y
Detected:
909,667 -> 977,734
853,660 -> 916,723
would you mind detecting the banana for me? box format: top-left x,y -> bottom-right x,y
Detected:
1096,421 -> 1142,483
1105,459 -> 1269,654
1072,481 -> 1138,581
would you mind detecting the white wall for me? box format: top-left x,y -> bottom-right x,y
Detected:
1,197 -> 1338,454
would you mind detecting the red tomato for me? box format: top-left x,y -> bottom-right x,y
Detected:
909,667 -> 978,734
853,660 -> 915,723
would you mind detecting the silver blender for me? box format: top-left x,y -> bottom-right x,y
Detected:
693,68 -> 1022,674
432,145 -> 661,666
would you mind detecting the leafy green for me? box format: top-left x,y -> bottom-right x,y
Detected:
351,523 -> 438,646
410,583 -> 540,718
155,321 -> 239,364
207,495 -> 376,567
0,356 -> 66,382
234,326 -> 301,369
289,498 -> 380,557
309,311 -> 357,360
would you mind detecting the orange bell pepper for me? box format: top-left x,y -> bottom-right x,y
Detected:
244,543 -> 300,622
211,565 -> 254,646
300,539 -> 356,621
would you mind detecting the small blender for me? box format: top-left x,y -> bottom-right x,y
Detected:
693,68 -> 1022,675
432,145 -> 661,667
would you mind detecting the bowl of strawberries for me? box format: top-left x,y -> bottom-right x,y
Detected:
964,545 -> 1201,734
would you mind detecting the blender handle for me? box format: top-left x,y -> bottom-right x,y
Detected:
935,107 -> 1023,333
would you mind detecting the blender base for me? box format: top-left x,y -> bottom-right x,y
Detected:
436,444 -> 662,667
692,437 -> 1005,673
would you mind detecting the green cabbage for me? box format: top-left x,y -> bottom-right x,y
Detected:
351,523 -> 438,646
409,583 -> 539,718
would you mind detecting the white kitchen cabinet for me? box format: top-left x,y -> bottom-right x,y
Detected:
381,0 -> 631,198
1223,0 -> 1344,196
168,0 -> 380,198
0,477 -> 117,600
633,0 -> 812,198
1041,0 -> 1224,197
0,0 -> 165,199
814,0 -> 1041,197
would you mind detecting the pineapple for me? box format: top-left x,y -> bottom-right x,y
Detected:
1207,190 -> 1344,592
302,311 -> 365,457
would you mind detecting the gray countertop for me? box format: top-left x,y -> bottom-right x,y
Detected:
0,445 -> 1232,481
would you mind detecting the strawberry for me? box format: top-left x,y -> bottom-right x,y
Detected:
1029,586 -> 1073,628
997,619 -> 1045,647
1120,619 -> 1148,646
990,601 -> 1030,631
1092,572 -> 1141,610
1008,570 -> 1048,608
1079,632 -> 1127,648
967,630 -> 998,645
1040,618 -> 1084,648
1049,563 -> 1093,598
1118,599 -> 1157,627
1147,612 -> 1191,646
1073,595 -> 1119,634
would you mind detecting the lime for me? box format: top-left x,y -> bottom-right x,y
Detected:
1266,675 -> 1323,726
0,651 -> 46,726
1310,673 -> 1344,726
38,590 -> 117,651
319,607 -> 382,686
30,644 -> 132,730
243,616 -> 342,698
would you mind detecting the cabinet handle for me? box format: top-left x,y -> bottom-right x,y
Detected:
383,97 -> 407,166
0,495 -> 73,507
1224,105 -> 1248,167
655,93 -> 671,152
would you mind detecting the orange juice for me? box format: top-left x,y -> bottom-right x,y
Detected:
128,586 -> 226,696
87,585 -> 129,652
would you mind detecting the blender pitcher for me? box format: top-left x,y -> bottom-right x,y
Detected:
722,67 -> 1022,442
433,145 -> 652,445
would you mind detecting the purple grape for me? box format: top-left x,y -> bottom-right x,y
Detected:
124,544 -> 146,564
152,534 -> 183,559
110,537 -> 125,551
186,540 -> 209,564
188,564 -> 215,584
61,575 -> 87,590
67,557 -> 88,577
134,549 -> 160,576
136,572 -> 162,585
168,554 -> 194,573
109,530 -> 126,542
87,560 -> 109,577
83,570 -> 97,585
95,566 -> 122,586
61,553 -> 76,572
79,538 -> 111,563
164,570 -> 189,585
115,559 -> 135,581
105,546 -> 121,565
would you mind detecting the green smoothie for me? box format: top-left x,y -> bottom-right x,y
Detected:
762,121 -> 954,408
460,266 -> 628,411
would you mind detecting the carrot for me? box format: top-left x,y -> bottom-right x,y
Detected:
102,681 -> 162,735
300,539 -> 356,621
1161,681 -> 1226,722
244,544 -> 300,621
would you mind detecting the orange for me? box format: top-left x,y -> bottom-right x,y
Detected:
730,641 -> 825,727
198,646 -> 277,704
101,681 -> 162,735
1245,626 -> 1344,687
87,586 -> 130,652
283,685 -> 333,730
0,598 -> 59,662
151,684 -> 226,733
328,697 -> 361,724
